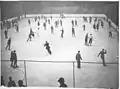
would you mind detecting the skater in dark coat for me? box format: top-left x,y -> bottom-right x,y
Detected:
13,50 -> 18,68
28,19 -> 31,25
83,24 -> 86,31
76,51 -> 83,68
10,50 -> 14,67
4,29 -> 8,39
96,23 -> 99,32
60,20 -> 62,26
60,28 -> 64,38
58,77 -> 67,87
72,27 -> 75,37
88,34 -> 93,46
51,26 -> 54,34
71,20 -> 74,26
8,76 -> 16,87
44,41 -> 52,55
5,37 -> 11,50
89,16 -> 92,23
75,20 -> 77,26
43,22 -> 46,30
97,49 -> 107,66
85,33 -> 88,45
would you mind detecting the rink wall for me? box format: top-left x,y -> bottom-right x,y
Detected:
1,60 -> 118,87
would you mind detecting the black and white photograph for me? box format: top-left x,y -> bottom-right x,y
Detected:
0,1 -> 119,88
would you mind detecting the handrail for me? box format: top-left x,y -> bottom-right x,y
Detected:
1,60 -> 118,64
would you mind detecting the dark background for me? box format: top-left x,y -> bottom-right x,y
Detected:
1,1 -> 119,26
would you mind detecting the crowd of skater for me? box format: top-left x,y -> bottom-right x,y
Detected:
1,13 -> 118,87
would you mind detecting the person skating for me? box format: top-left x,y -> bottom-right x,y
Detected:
96,23 -> 99,32
88,34 -> 93,46
72,27 -> 75,37
28,19 -> 31,25
13,50 -> 18,68
51,26 -> 54,34
89,16 -> 92,23
60,28 -> 64,38
97,49 -> 107,66
60,20 -> 62,26
5,37 -> 11,50
4,29 -> 8,39
43,22 -> 46,30
83,24 -> 86,31
71,20 -> 74,26
85,33 -> 88,46
44,41 -> 52,55
75,19 -> 77,26
27,28 -> 35,42
76,51 -> 83,68
10,50 -> 14,67
58,77 -> 67,87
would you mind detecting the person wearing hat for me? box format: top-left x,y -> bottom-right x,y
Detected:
8,76 -> 16,87
76,51 -> 83,68
18,80 -> 26,87
97,49 -> 107,66
58,77 -> 67,87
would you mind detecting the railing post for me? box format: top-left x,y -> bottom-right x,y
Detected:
24,60 -> 27,87
73,61 -> 75,88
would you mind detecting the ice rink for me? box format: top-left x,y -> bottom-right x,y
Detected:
1,14 -> 119,88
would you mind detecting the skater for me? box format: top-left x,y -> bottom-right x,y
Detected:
58,77 -> 67,87
5,37 -> 11,50
89,16 -> 92,23
43,22 -> 46,30
27,33 -> 32,42
60,28 -> 64,38
48,19 -> 50,24
85,33 -> 88,45
51,26 -> 54,34
76,51 -> 83,68
15,24 -> 19,32
44,41 -> 52,55
88,34 -> 93,46
38,21 -> 40,27
4,29 -> 8,39
83,24 -> 86,31
96,23 -> 99,32
97,49 -> 107,66
13,50 -> 18,68
72,27 -> 75,37
55,21 -> 58,28
108,20 -> 111,28
28,19 -> 31,25
71,20 -> 74,26
109,31 -> 112,38
75,19 -> 77,26
101,20 -> 104,28
18,80 -> 26,87
60,20 -> 62,26
93,23 -> 96,31
8,76 -> 16,87
10,50 -> 14,67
